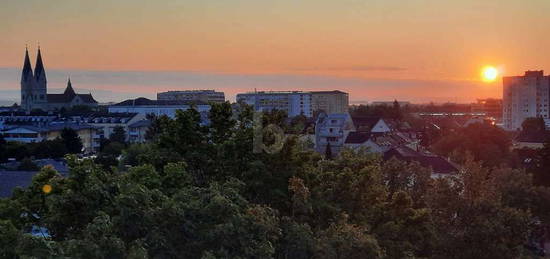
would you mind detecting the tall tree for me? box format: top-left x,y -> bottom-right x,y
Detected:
208,102 -> 236,144
109,126 -> 127,144
0,134 -> 6,162
61,128 -> 83,154
521,117 -> 546,133
324,142 -> 333,160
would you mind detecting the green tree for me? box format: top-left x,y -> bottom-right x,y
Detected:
324,142 -> 333,160
315,214 -> 383,259
432,122 -> 513,167
208,102 -> 236,144
0,135 -> 6,162
110,126 -> 127,144
61,128 -> 83,154
17,157 -> 39,171
427,161 -> 534,258
521,117 -> 545,133
0,220 -> 18,258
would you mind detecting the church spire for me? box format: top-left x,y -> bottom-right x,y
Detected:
21,46 -> 33,83
64,77 -> 76,96
34,46 -> 47,84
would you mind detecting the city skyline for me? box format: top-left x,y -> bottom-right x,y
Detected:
2,0 -> 550,103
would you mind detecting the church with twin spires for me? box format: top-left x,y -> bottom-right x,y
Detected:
20,47 -> 98,111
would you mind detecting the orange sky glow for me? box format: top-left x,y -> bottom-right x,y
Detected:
1,0 -> 550,103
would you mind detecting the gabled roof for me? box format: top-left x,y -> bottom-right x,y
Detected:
345,132 -> 372,144
47,93 -> 97,104
384,146 -> 422,159
352,117 -> 381,131
128,119 -> 152,128
77,94 -> 98,104
45,122 -> 98,131
384,146 -> 459,174
1,125 -> 48,133
47,94 -> 72,103
47,79 -> 97,104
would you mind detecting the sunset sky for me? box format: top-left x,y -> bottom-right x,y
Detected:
1,0 -> 550,104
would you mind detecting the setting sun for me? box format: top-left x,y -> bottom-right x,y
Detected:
482,66 -> 498,82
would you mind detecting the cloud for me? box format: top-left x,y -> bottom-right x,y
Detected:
292,66 -> 407,72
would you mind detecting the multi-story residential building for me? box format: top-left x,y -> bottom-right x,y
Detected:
157,90 -> 225,103
0,123 -> 98,153
314,113 -> 354,155
503,71 -> 550,131
128,120 -> 152,143
78,113 -> 148,144
311,91 -> 349,114
236,91 -> 313,117
471,98 -> 503,119
108,97 -> 211,119
0,111 -> 151,151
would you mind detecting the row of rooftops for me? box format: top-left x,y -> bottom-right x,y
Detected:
113,97 -> 210,106
238,90 -> 348,95
1,119 -> 150,134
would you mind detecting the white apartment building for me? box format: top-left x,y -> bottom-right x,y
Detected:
157,90 -> 225,103
109,97 -> 211,119
311,91 -> 349,114
236,91 -> 313,117
503,71 -> 550,131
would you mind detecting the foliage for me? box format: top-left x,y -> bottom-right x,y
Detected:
61,128 -> 83,154
0,103 -> 548,258
431,122 -> 513,167
17,157 -> 39,171
110,126 -> 127,144
521,117 -> 546,133
324,142 -> 333,160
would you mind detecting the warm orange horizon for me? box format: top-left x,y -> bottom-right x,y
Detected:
2,0 -> 550,103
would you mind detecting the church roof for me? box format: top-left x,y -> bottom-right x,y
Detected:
34,47 -> 46,83
21,48 -> 33,82
47,93 -> 98,104
63,78 -> 76,96
77,94 -> 98,104
47,78 -> 98,104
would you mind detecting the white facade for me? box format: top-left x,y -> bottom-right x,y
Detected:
157,90 -> 225,103
315,113 -> 355,155
109,98 -> 211,119
503,71 -> 550,131
311,91 -> 349,114
109,105 -> 210,118
236,91 -> 313,117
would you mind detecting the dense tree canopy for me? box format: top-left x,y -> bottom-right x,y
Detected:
431,122 -> 514,167
61,128 -> 83,154
1,103 -> 549,258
